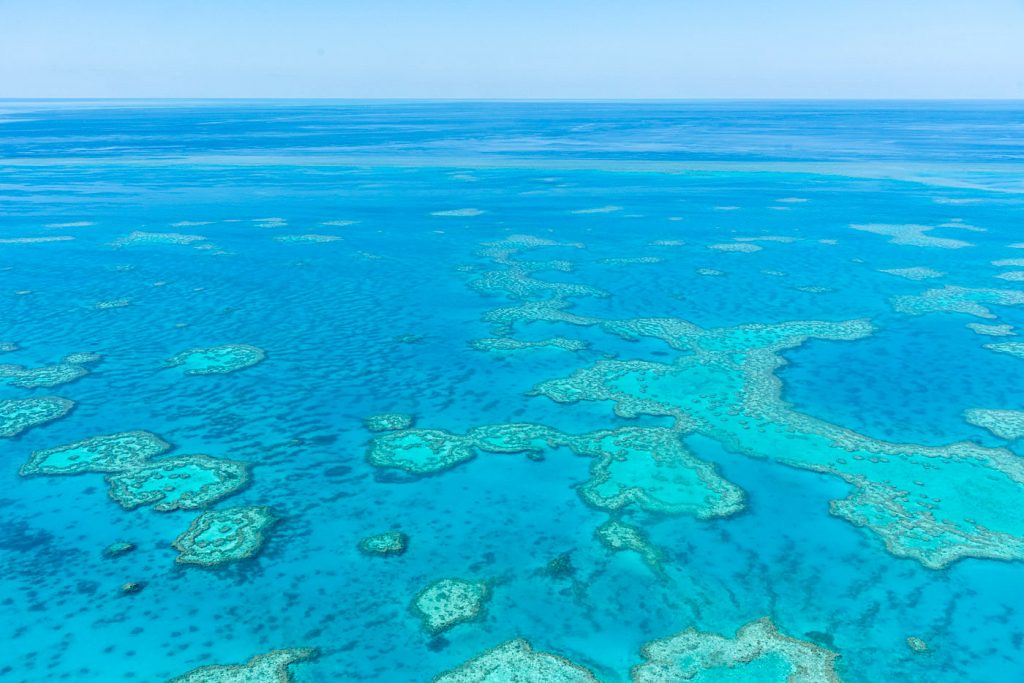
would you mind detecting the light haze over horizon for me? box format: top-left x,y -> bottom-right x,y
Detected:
2,0 -> 1023,100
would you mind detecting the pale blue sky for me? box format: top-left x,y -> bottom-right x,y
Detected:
2,0 -> 1023,98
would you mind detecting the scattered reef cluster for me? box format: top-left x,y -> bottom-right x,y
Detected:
10,208 -> 1024,682
431,618 -> 840,683
21,431 -> 249,512
21,430 -> 262,566
368,234 -> 1024,572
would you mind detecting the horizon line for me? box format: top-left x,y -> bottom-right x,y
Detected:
2,97 -> 1024,103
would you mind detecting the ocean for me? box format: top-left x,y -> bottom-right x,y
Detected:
2,100 -> 1023,682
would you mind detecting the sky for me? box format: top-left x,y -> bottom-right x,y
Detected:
1,0 -> 1023,99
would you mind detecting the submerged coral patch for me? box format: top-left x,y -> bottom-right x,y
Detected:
112,231 -> 207,247
62,351 -> 103,365
0,396 -> 75,438
412,578 -> 489,635
0,236 -> 75,244
166,344 -> 266,375
709,242 -> 762,253
879,267 -> 946,281
358,531 -> 409,556
173,506 -> 277,567
106,454 -> 250,511
851,223 -> 973,249
595,518 -> 663,572
432,208 -> 485,217
891,286 -> 1024,319
95,299 -> 131,309
273,234 -> 343,243
103,541 -> 136,558
365,413 -> 415,432
966,323 -> 1014,336
632,618 -> 841,683
470,337 -> 588,353
995,271 -> 1024,282
434,639 -> 599,683
166,648 -> 318,683
984,341 -> 1024,359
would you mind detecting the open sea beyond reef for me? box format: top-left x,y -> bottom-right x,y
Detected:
3,100 -> 1024,683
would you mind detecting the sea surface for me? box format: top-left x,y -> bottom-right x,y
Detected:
1,100 -> 1023,682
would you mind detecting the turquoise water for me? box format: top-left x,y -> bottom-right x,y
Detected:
2,100 -> 1024,682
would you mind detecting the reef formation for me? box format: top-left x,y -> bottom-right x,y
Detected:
166,344 -> 266,375
358,531 -> 409,557
166,647 -> 318,683
0,396 -> 75,438
21,432 -> 249,512
411,578 -> 490,635
173,506 -> 277,567
372,234 -> 1024,571
434,639 -> 599,683
631,617 -> 841,683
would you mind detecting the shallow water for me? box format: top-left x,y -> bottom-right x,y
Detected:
2,100 -> 1024,682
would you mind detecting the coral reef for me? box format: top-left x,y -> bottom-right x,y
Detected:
487,237 -> 1024,568
358,531 -> 409,557
112,231 -> 206,247
906,636 -> 930,653
411,578 -> 489,635
368,429 -> 479,475
434,640 -> 599,683
274,234 -> 343,243
576,427 -> 744,519
0,362 -> 89,389
20,431 -> 171,475
62,351 -> 103,365
364,413 -> 415,432
963,409 -> 1024,441
595,519 -> 663,572
166,648 -> 318,683
470,337 -> 588,353
106,454 -> 250,511
0,396 -> 75,438
103,541 -> 136,558
879,267 -> 946,281
173,506 -> 277,567
709,242 -> 762,252
166,344 -> 266,375
966,323 -> 1014,336
850,223 -> 972,249
891,286 -> 1024,319
631,617 -> 841,683
984,341 -> 1024,360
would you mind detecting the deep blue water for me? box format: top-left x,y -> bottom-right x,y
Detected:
2,100 -> 1024,682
